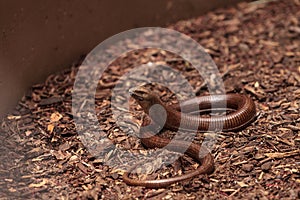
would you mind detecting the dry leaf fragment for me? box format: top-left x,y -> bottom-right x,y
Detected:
265,150 -> 300,158
258,171 -> 264,180
50,112 -> 63,122
25,130 -> 32,136
259,40 -> 279,47
47,112 -> 63,133
221,188 -> 236,192
244,85 -> 265,98
47,124 -> 55,133
69,155 -> 79,161
7,115 -> 21,120
8,188 -> 17,192
77,162 -> 89,174
237,181 -> 249,187
51,150 -> 70,160
29,179 -> 48,188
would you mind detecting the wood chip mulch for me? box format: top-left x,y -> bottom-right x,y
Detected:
1,0 -> 299,199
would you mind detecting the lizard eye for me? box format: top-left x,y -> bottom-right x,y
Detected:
136,96 -> 144,101
129,91 -> 145,101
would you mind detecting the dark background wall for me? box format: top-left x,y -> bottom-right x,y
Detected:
0,0 -> 247,118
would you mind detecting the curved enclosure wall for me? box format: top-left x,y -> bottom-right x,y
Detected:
0,0 -> 246,118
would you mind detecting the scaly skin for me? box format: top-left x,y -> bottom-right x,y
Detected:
123,87 -> 256,188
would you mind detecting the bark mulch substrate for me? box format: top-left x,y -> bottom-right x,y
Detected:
1,0 -> 300,199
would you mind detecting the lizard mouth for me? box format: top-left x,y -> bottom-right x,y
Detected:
129,86 -> 152,101
129,88 -> 145,101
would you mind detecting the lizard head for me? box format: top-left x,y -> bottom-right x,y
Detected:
129,86 -> 161,113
